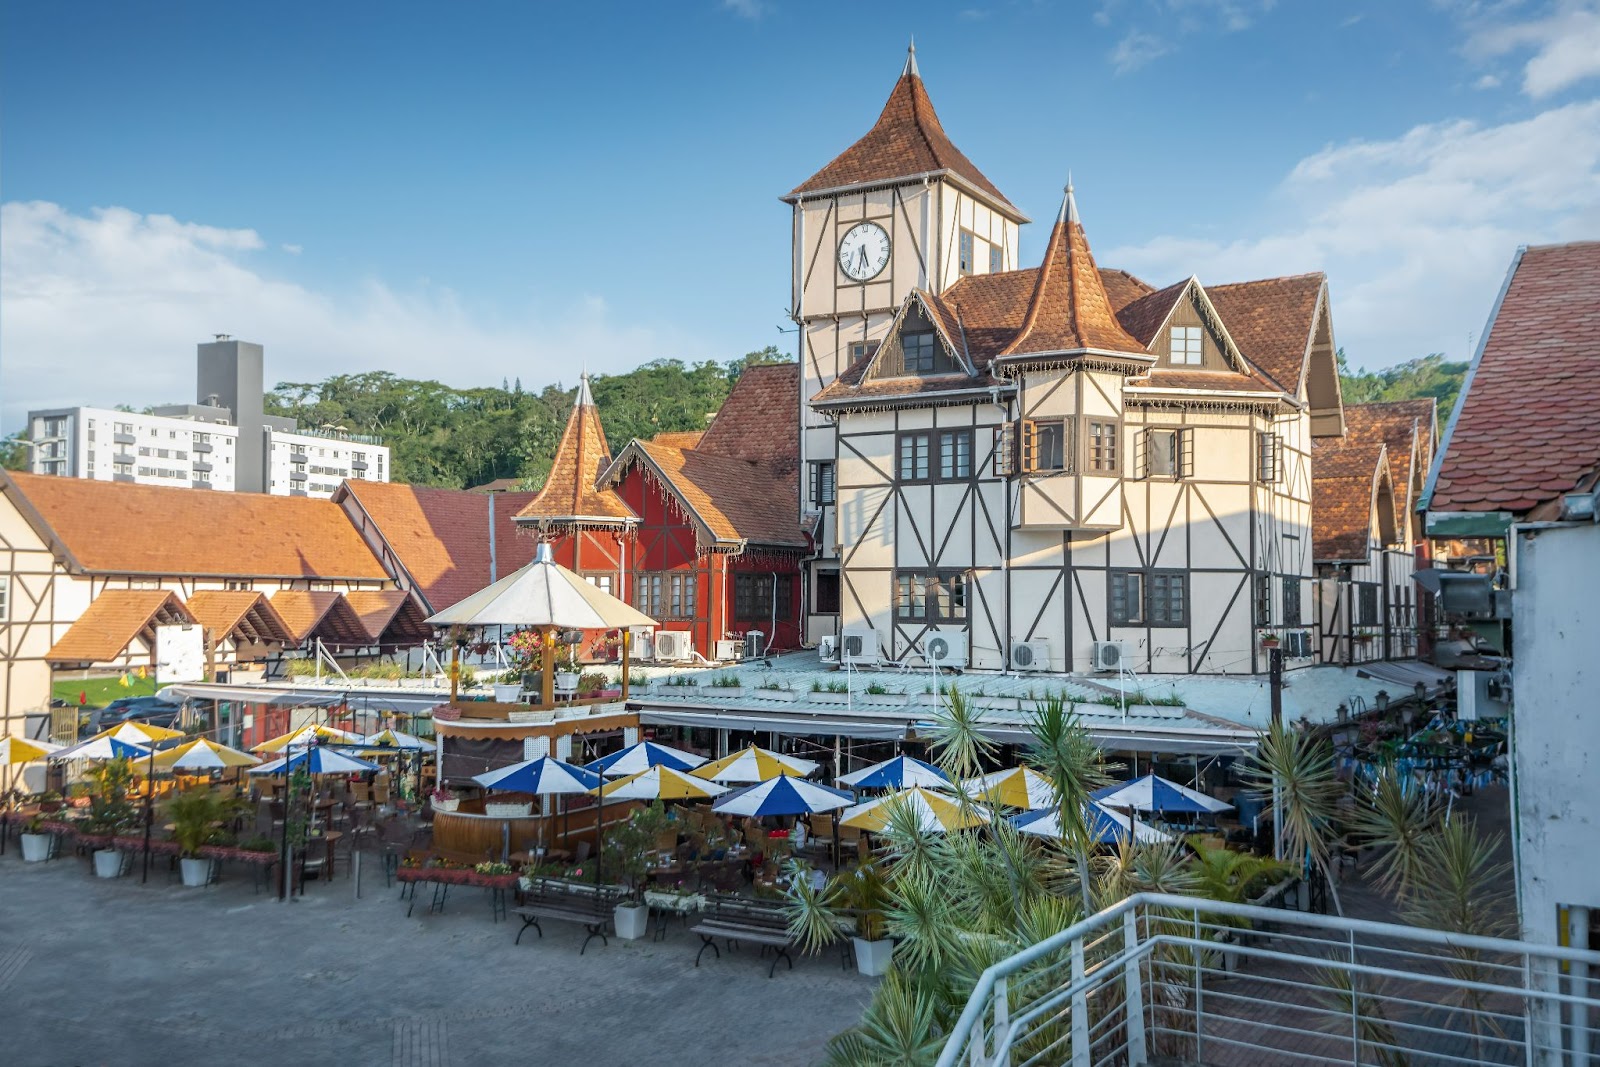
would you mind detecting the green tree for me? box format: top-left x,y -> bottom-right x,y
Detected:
1338,350 -> 1468,418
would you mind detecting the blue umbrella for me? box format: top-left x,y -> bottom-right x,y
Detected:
1090,773 -> 1233,815
51,735 -> 154,761
474,756 -> 603,795
585,741 -> 707,778
1012,803 -> 1170,844
249,747 -> 382,776
712,774 -> 854,817
837,754 -> 951,791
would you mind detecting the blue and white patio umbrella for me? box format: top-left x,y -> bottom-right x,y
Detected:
712,774 -> 854,818
51,735 -> 153,761
249,747 -> 382,776
1012,803 -> 1171,845
837,754 -> 951,791
473,756 -> 603,795
1091,773 -> 1233,815
586,741 -> 707,778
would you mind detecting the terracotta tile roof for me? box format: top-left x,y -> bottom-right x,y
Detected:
650,431 -> 705,448
1339,400 -> 1436,512
338,480 -> 538,612
696,363 -> 800,478
344,590 -> 431,646
183,590 -> 293,646
1130,368 -> 1281,393
268,591 -> 371,648
812,369 -> 1003,407
996,190 -> 1148,360
1312,441 -> 1390,561
1429,241 -> 1600,515
1100,268 -> 1156,312
1206,274 -> 1325,394
930,271 -> 1037,366
468,477 -> 524,493
45,590 -> 194,665
517,376 -> 636,526
627,440 -> 804,548
2,471 -> 389,580
1115,280 -> 1189,347
785,54 -> 1020,217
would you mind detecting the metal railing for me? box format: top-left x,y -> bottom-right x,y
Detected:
939,892 -> 1600,1067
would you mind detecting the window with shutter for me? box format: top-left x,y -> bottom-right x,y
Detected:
1179,429 -> 1194,478
995,423 -> 1017,477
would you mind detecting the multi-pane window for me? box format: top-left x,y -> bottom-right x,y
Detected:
938,430 -> 972,480
735,574 -> 793,622
958,230 -> 975,275
0,575 -> 8,622
902,331 -> 937,373
1258,432 -> 1282,483
897,432 -> 931,482
1282,576 -> 1302,627
849,340 -> 879,363
895,570 -> 967,623
584,574 -> 614,596
1144,428 -> 1191,479
1358,583 -> 1379,626
1086,420 -> 1119,473
1170,325 -> 1203,365
814,570 -> 841,615
989,244 -> 1004,273
1023,419 -> 1070,472
810,461 -> 836,505
1253,574 -> 1273,627
1111,570 -> 1187,627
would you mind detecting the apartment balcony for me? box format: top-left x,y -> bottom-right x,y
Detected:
112,473 -> 135,483
112,453 -> 135,466
193,441 -> 213,453
351,459 -> 368,471
191,461 -> 213,473
940,892 -> 1600,1067
113,432 -> 136,445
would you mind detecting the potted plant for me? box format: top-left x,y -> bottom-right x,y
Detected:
1258,629 -> 1280,650
555,648 -> 581,696
1190,842 -> 1293,971
492,669 -> 523,703
430,785 -> 459,813
602,801 -> 671,940
83,756 -> 138,878
784,858 -> 894,976
166,786 -> 228,887
19,810 -> 52,862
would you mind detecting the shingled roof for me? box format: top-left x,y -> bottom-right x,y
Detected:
1341,400 -> 1436,516
785,45 -> 1022,219
696,363 -> 800,479
184,590 -> 294,647
1428,241 -> 1600,517
1206,274 -> 1326,395
44,590 -> 195,666
2,471 -> 389,580
1312,440 -> 1395,562
517,376 -> 637,527
268,591 -> 371,648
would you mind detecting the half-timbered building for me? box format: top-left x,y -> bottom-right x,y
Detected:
791,47 -> 1345,676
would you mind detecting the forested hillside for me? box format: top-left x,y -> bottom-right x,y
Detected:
1338,352 -> 1468,421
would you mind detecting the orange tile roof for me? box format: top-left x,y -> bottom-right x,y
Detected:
1429,241 -> 1600,516
2,471 -> 389,580
1339,400 -> 1436,512
516,376 -> 636,526
1100,268 -> 1156,311
338,480 -> 539,612
696,363 -> 799,479
1206,274 -> 1325,395
268,591 -> 371,648
1131,368 -> 1282,394
996,190 -> 1148,360
650,431 -> 705,448
1312,441 -> 1391,562
184,590 -> 293,646
786,51 -> 1020,217
344,589 -> 430,646
630,441 -> 804,549
45,590 -> 194,665
1114,280 -> 1189,347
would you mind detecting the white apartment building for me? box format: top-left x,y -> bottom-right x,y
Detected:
26,337 -> 389,499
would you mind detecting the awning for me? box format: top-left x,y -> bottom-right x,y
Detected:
344,590 -> 432,647
45,590 -> 195,666
183,590 -> 294,647
157,682 -> 444,716
1353,659 -> 1454,698
268,591 -> 371,648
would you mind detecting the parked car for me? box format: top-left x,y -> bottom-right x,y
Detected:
82,696 -> 181,736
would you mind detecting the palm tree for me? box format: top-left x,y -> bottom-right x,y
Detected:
1351,762 -> 1438,900
1242,719 -> 1345,914
1025,696 -> 1113,911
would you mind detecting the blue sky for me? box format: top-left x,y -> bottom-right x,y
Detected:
4,0 -> 1598,427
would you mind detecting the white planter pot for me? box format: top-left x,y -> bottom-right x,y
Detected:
508,709 -> 556,724
861,691 -> 909,706
810,691 -> 852,705
485,802 -> 532,818
911,692 -> 945,708
493,683 -> 522,702
93,849 -> 124,879
614,902 -> 650,941
431,796 -> 460,813
180,857 -> 212,887
853,936 -> 895,977
753,688 -> 800,701
19,833 -> 50,862
708,687 -> 746,699
556,672 -> 581,691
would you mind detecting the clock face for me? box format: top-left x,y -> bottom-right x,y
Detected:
838,222 -> 890,282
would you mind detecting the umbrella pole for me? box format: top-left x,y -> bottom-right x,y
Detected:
540,627 -> 555,709
141,743 -> 155,883
595,768 -> 603,886
620,630 -> 630,702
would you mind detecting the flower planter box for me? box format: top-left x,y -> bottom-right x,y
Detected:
431,796 -> 460,813
973,696 -> 1020,712
853,936 -> 895,977
752,688 -> 800,702
1128,703 -> 1186,720
860,691 -> 910,706
20,833 -> 51,862
93,849 -> 125,879
485,802 -> 532,818
507,710 -> 555,724
808,691 -> 853,705
614,902 -> 650,941
911,692 -> 946,708
492,683 -> 523,702
555,706 -> 592,720
707,687 -> 746,699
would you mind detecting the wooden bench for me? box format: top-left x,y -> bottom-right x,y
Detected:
512,876 -> 625,955
691,893 -> 801,978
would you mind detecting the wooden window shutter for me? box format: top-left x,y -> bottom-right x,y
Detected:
1019,420 -> 1039,474
1179,429 -> 1194,479
1134,430 -> 1149,480
995,423 -> 1016,477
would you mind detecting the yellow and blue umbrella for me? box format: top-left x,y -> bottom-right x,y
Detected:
251,724 -> 362,753
150,737 -> 259,772
249,747 -> 380,776
1091,774 -> 1233,815
838,754 -> 951,791
692,745 -> 818,784
473,756 -> 602,795
962,767 -> 1056,810
0,736 -> 61,765
1013,803 -> 1171,845
840,786 -> 989,834
51,735 -> 153,761
712,774 -> 852,817
587,741 -> 706,778
596,765 -> 727,801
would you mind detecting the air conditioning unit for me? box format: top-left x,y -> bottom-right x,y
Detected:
629,629 -> 653,662
744,631 -> 766,659
654,630 -> 692,663
1284,630 -> 1313,659
1010,639 -> 1050,672
714,639 -> 741,663
817,635 -> 838,663
841,628 -> 878,666
1092,640 -> 1131,672
925,632 -> 968,670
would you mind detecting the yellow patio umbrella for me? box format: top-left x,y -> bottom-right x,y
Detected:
597,765 -> 729,801
0,735 -> 62,764
840,787 -> 990,834
90,721 -> 187,745
962,767 -> 1055,811
149,737 -> 260,772
690,745 -> 819,783
251,723 -> 362,753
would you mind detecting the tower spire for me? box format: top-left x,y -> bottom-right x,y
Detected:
903,36 -> 918,78
1061,173 -> 1080,226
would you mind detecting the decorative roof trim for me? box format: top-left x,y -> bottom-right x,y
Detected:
815,385 -> 1012,414
782,169 -> 1031,224
600,440 -> 743,553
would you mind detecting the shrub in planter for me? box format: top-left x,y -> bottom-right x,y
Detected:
166,787 -> 230,888
430,786 -> 460,813
601,801 -> 672,940
19,812 -> 51,862
784,858 -> 894,977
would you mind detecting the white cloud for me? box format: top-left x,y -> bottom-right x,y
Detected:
0,201 -> 705,428
1474,72 -> 1502,88
281,242 -> 303,255
721,0 -> 767,19
1102,101 -> 1600,367
1463,1 -> 1600,98
1110,30 -> 1172,74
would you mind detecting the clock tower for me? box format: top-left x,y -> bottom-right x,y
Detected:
782,43 -> 1027,645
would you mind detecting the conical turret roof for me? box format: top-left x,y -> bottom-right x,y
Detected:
516,375 -> 636,526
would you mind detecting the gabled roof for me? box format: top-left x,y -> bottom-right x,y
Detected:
336,480 -> 539,613
650,431 -> 705,449
995,187 -> 1149,361
184,590 -> 294,647
1205,274 -> 1326,395
268,591 -> 371,648
785,45 -> 1022,220
1116,277 -> 1284,395
696,363 -> 800,479
45,590 -> 195,666
1340,400 -> 1436,513
517,375 -> 637,527
2,471 -> 389,580
1312,440 -> 1393,562
343,589 -> 431,647
1427,241 -> 1600,517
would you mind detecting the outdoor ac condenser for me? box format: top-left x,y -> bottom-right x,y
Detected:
925,632 -> 968,670
1010,639 -> 1050,671
714,639 -> 741,662
629,629 -> 653,662
816,635 -> 838,663
1092,640 -> 1131,672
841,628 -> 878,666
654,631 -> 691,662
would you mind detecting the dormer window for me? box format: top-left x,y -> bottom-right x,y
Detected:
903,331 -> 937,373
1171,325 -> 1203,365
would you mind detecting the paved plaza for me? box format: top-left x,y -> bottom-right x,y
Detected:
1,853 -> 873,1067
